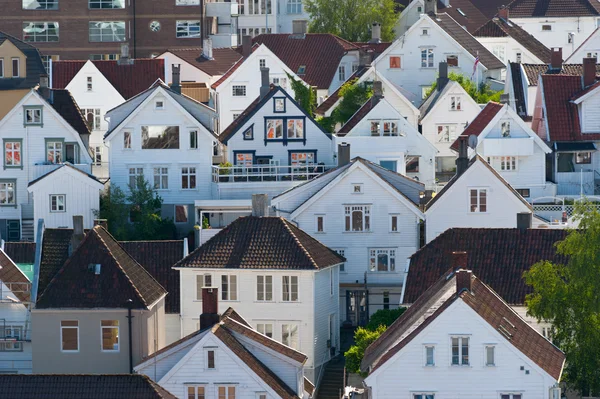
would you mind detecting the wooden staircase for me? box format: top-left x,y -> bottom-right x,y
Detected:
315,357 -> 345,399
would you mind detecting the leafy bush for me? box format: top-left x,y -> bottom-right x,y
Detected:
426,72 -> 503,103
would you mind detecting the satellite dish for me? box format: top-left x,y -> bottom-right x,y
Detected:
468,134 -> 478,150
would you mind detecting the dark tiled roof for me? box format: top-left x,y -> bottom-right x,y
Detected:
508,0 -> 600,17
0,374 -> 177,398
219,85 -> 276,142
28,163 -> 101,188
352,42 -> 392,55
3,242 -> 36,264
449,102 -> 504,151
37,228 -> 74,299
522,63 -> 600,86
368,270 -> 565,380
174,216 -> 344,270
338,97 -> 379,135
51,59 -> 165,100
120,240 -> 184,314
0,30 -> 46,90
430,13 -> 505,70
0,249 -> 30,302
164,47 -> 243,76
44,89 -> 91,137
252,34 -> 360,89
509,62 -> 529,116
315,66 -> 369,115
403,228 -> 569,304
418,79 -> 453,120
36,226 -> 166,309
473,18 -> 552,63
436,0 -> 509,33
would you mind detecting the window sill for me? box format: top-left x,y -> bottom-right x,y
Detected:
368,271 -> 399,274
4,166 -> 23,170
0,205 -> 17,208
254,300 -> 276,304
314,232 -> 326,234
342,231 -> 373,234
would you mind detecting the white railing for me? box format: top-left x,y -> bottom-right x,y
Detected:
32,163 -> 92,180
212,164 -> 335,183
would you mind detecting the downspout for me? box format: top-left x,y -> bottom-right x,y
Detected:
200,0 -> 204,43
126,299 -> 134,373
132,0 -> 137,58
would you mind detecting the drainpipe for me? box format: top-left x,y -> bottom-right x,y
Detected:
132,0 -> 137,58
126,299 -> 134,373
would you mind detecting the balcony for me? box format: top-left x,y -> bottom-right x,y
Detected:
33,163 -> 92,180
211,164 -> 334,183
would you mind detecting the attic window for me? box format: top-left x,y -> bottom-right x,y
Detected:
87,76 -> 93,91
542,24 -> 552,31
446,55 -> 458,67
155,100 -> 164,110
417,6 -> 422,12
421,28 -> 429,36
501,121 -> 511,137
297,65 -> 306,74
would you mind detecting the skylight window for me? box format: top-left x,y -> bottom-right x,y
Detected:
457,8 -> 466,17
297,65 -> 306,74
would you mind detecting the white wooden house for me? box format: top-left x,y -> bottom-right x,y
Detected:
450,102 -> 554,200
136,303 -> 314,399
103,80 -> 218,236
271,155 -> 424,325
334,93 -> 437,189
361,268 -> 565,399
173,214 -> 344,383
566,27 -> 600,63
0,88 -> 93,241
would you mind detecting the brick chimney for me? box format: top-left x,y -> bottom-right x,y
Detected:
455,136 -> 469,176
451,251 -> 468,270
550,48 -> 562,70
583,57 -> 596,88
242,35 -> 252,58
455,269 -> 473,293
498,5 -> 509,20
199,288 -> 220,330
70,215 -> 84,254
38,73 -> 50,100
424,0 -> 437,14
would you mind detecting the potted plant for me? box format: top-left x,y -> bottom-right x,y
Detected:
218,162 -> 232,182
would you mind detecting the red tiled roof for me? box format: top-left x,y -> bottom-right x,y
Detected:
315,66 -> 369,115
252,34 -> 360,89
52,59 -> 165,100
4,242 -> 36,264
522,63 -> 600,86
450,102 -> 503,151
337,97 -> 379,135
210,44 -> 260,89
165,47 -> 242,77
508,0 -> 600,18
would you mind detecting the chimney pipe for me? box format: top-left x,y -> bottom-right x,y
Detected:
171,64 -> 181,94
260,67 -> 270,99
583,57 -> 596,88
500,93 -> 510,105
202,38 -> 214,60
200,288 -> 220,330
455,136 -> 469,177
497,5 -> 509,20
455,269 -> 472,293
337,143 -> 351,167
369,23 -> 381,44
71,215 -> 84,254
242,35 -> 252,58
550,48 -> 562,70
517,212 -> 532,231
437,62 -> 449,91
38,74 -> 50,100
251,194 -> 269,217
118,43 -> 132,66
424,0 -> 437,15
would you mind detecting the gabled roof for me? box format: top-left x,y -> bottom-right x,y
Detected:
36,226 -> 166,309
449,102 -> 504,151
473,18 -> 552,63
429,13 -> 505,70
0,374 -> 177,398
252,33 -> 360,89
4,242 -> 36,264
42,89 -> 91,137
338,97 -> 379,135
0,249 -> 30,302
173,216 -> 344,270
364,269 -> 566,381
509,62 -> 529,117
27,163 -> 102,189
418,79 -> 470,121
51,59 -> 165,100
403,228 -> 569,304
436,0 -> 509,33
210,43 -> 260,89
315,66 -> 370,115
522,63 -> 600,86
0,30 -> 46,90
161,47 -> 243,77
566,27 -> 600,63
507,0 -> 600,18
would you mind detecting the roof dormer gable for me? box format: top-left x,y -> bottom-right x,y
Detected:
0,39 -> 27,79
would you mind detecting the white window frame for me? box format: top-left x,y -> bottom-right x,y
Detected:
100,320 -> 119,352
501,121 -> 511,137
196,273 -> 213,300
176,20 -> 201,38
315,214 -> 325,233
60,320 -> 79,352
352,183 -> 363,194
450,96 -> 462,111
205,347 -> 217,370
338,65 -> 346,81
123,131 -> 132,149
287,0 -> 302,14
369,248 -> 396,272
436,124 -> 456,142
84,108 -> 102,131
259,58 -> 266,68
333,248 -> 345,272
469,188 -> 487,213
221,274 -> 238,301
282,275 -> 298,302
256,323 -> 274,338
128,167 -> 144,189
500,394 -> 523,399
25,108 -> 42,125
46,141 -> 62,163
181,166 -> 197,190
424,344 -> 435,366
450,336 -> 470,366
50,194 -> 66,212
153,166 -> 169,190
413,394 -> 435,399
256,275 -> 273,302
86,76 -> 93,91
232,85 -> 247,97
216,385 -> 237,399
421,48 -> 434,68
155,100 -> 164,110
186,385 -> 206,399
485,344 -> 495,366
344,205 -> 371,232
389,214 -> 399,232
281,323 -> 299,349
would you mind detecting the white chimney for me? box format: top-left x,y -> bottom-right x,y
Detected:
202,38 -> 214,60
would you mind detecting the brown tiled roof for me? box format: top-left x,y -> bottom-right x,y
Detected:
51,59 -> 165,100
37,228 -> 74,299
473,18 -> 552,63
3,242 -> 36,264
403,228 -> 569,305
0,30 -> 46,90
165,47 -> 242,77
252,34 -> 360,89
436,0 -> 509,33
0,249 -> 30,302
36,226 -> 166,309
521,63 -> 600,86
44,89 -> 90,137
0,374 -> 177,398
449,102 -> 504,151
315,66 -> 369,116
430,13 -> 505,70
211,44 -> 259,89
337,97 -> 379,135
352,42 -> 392,55
507,0 -> 600,17
120,240 -> 185,314
174,216 -> 344,270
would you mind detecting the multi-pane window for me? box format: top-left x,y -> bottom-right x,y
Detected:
244,0 -> 272,14
287,119 -> 304,139
576,152 -> 592,164
89,21 -> 126,42
25,108 -> 42,125
485,345 -> 495,366
221,275 -> 237,301
389,56 -> 401,69
217,386 -> 236,399
256,276 -> 273,301
451,336 -> 469,365
89,0 -> 125,9
469,188 -> 487,213
196,274 -> 212,299
315,215 -> 324,232
235,152 -> 253,167
90,54 -> 119,61
142,126 -> 180,149
181,167 -> 196,189
271,77 -> 287,88
232,85 -> 246,96
369,248 -> 396,272
86,76 -> 93,91
446,54 -> 458,66
501,121 -> 511,137
187,386 -> 205,399
282,276 -> 298,301
338,65 -> 346,81
383,121 -> 399,136
437,125 -> 456,142
287,0 -> 302,14
256,323 -> 273,338
22,0 -> 58,9
390,215 -> 398,232
425,345 -> 435,366
46,141 -> 62,163
84,108 -> 101,131
0,181 -> 16,205
500,156 -> 517,171
492,45 -> 505,62
153,167 -> 168,189
123,131 -> 132,149
371,121 -> 380,135
333,249 -> 345,272
281,323 -> 299,349
421,48 -> 434,68
189,130 -> 198,149
61,320 -> 79,352
274,98 -> 285,112
266,119 -> 283,139
50,194 -> 66,212
259,58 -> 266,68
1,326 -> 23,351
501,395 -> 522,399
450,96 -> 461,111
101,320 -> 119,351
413,394 -> 434,399
22,22 -> 59,42
290,152 -> 314,166
4,141 -> 21,168
344,205 -> 371,232
128,167 -> 143,188
176,21 -> 201,38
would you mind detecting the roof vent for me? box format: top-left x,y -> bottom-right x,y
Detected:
88,263 -> 101,275
297,65 -> 306,75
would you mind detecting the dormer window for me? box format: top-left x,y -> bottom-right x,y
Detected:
501,121 -> 511,137
12,58 -> 20,78
0,59 -> 4,78
87,76 -> 93,91
155,100 -> 164,110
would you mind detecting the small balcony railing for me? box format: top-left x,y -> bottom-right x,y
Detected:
212,164 -> 335,183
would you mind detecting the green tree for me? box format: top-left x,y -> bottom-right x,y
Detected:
344,307 -> 406,375
305,0 -> 400,42
287,73 -> 317,117
524,203 -> 600,395
426,72 -> 503,103
317,79 -> 372,132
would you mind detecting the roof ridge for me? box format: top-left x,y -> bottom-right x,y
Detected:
280,218 -> 320,269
